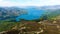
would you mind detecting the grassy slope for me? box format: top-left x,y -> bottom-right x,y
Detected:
0,20 -> 19,32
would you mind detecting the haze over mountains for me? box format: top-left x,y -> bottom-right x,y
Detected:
0,5 -> 60,20
0,7 -> 26,20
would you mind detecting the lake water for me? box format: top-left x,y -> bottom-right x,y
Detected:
16,8 -> 45,21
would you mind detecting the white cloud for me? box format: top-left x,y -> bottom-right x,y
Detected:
0,0 -> 3,1
0,0 -> 60,7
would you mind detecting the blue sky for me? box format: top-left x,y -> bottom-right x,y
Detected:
0,0 -> 60,7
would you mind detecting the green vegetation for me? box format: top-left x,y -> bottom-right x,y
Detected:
0,20 -> 18,32
0,10 -> 60,32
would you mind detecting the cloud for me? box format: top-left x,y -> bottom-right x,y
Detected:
0,0 -> 60,7
0,0 -> 14,6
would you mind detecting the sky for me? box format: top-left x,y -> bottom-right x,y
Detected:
0,0 -> 60,7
